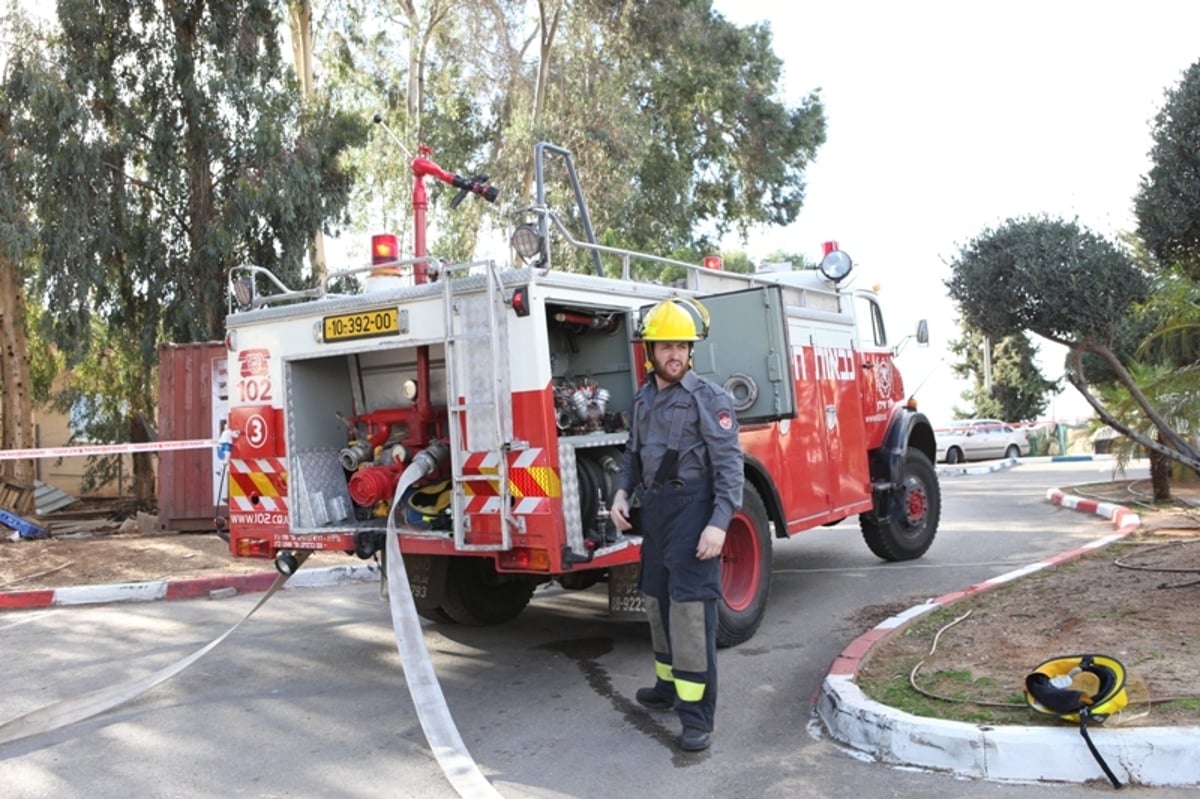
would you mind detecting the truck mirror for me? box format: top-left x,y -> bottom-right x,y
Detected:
916,319 -> 929,344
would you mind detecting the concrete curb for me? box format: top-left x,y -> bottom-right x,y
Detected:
816,487 -> 1200,787
0,561 -> 381,611
936,453 -> 1112,478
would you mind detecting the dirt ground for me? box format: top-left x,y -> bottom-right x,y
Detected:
0,500 -> 352,592
855,478 -> 1200,728
3,479 -> 1200,729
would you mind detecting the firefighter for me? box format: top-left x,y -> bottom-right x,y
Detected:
610,297 -> 744,752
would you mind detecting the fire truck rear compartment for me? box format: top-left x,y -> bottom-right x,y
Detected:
284,345 -> 449,534
276,293 -> 638,568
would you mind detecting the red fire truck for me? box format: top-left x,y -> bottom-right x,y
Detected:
221,140 -> 939,646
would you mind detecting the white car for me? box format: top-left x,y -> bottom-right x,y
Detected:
935,419 -> 1030,463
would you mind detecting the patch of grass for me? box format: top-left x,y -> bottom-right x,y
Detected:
857,659 -> 1029,725
1160,697 -> 1200,713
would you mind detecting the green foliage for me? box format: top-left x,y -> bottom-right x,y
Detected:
1135,59 -> 1200,280
31,0 -> 367,353
6,0 -> 365,495
947,327 -> 1059,421
945,216 -> 1150,349
25,303 -> 61,404
1136,270 -> 1200,366
49,316 -> 152,494
593,0 -> 826,250
947,217 -> 1200,477
323,0 -> 825,267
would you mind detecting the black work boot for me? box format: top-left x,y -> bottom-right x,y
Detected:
679,726 -> 711,752
635,686 -> 674,711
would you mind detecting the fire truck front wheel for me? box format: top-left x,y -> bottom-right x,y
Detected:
717,484 -> 772,648
440,557 -> 539,626
859,447 -> 941,561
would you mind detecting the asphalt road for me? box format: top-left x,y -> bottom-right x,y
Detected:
2,458 -> 1195,798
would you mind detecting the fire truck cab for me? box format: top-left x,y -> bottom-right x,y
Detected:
222,141 -> 939,647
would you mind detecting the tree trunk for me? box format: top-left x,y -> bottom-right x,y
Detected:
0,252 -> 36,485
130,411 -> 154,504
522,0 -> 562,200
288,0 -> 327,282
1150,431 -> 1172,501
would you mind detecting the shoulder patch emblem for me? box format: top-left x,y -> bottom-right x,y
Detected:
717,410 -> 733,430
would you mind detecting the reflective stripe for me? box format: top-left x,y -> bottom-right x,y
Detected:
655,660 -> 674,682
674,677 -> 705,702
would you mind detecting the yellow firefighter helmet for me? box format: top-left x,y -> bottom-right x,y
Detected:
634,298 -> 710,342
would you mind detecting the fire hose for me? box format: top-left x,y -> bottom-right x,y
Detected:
0,457 -> 503,798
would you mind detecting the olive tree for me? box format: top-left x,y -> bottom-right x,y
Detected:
945,216 -> 1200,474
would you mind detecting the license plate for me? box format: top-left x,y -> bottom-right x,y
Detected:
322,308 -> 400,342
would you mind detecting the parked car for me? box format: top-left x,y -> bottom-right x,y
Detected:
935,419 -> 1030,463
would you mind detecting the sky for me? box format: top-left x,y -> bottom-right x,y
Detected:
709,0 -> 1200,424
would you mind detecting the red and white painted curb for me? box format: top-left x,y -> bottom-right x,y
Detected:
0,562 -> 381,611
816,488 -> 1200,787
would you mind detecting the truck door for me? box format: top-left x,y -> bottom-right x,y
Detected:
808,326 -> 870,514
851,290 -> 903,450
689,285 -> 796,424
690,287 -> 828,525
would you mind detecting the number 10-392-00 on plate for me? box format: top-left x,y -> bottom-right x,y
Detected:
322,308 -> 400,342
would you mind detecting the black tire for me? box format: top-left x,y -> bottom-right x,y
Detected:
400,554 -> 458,624
1005,444 -> 1021,459
717,484 -> 772,648
945,446 -> 963,464
416,605 -> 458,624
440,557 -> 537,626
860,447 -> 940,561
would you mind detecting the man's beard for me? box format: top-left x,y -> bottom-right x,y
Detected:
651,353 -> 688,385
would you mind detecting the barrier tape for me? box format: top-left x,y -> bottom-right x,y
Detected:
0,439 -> 217,461
0,557 -> 303,746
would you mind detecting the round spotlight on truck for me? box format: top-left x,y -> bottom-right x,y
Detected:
818,247 -> 853,283
232,276 -> 256,310
511,223 -> 546,265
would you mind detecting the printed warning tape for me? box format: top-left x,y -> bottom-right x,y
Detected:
0,438 -> 217,461
464,496 -> 550,514
228,457 -> 288,512
461,448 -> 561,503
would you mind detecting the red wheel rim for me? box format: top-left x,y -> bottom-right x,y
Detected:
720,509 -> 761,612
905,481 -> 928,526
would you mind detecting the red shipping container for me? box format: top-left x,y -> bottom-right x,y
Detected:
157,342 -> 228,531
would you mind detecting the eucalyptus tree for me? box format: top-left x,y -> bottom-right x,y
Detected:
321,0 -> 825,272
18,0 -> 365,499
0,9 -> 46,484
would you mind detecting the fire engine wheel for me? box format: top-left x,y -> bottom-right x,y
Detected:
416,605 -> 458,624
717,484 -> 772,648
439,557 -> 538,626
860,447 -> 941,562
